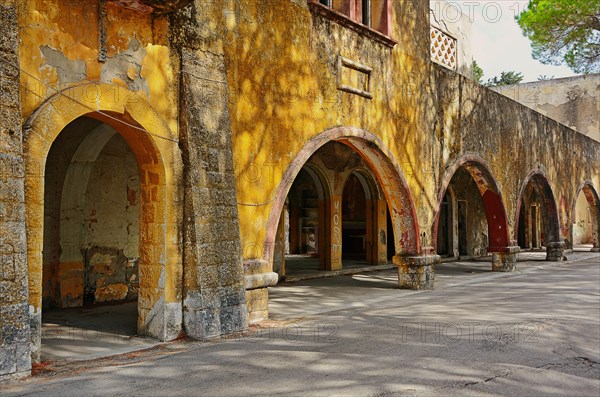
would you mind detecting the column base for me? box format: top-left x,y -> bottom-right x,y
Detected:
546,241 -> 566,261
244,260 -> 278,323
393,254 -> 439,290
246,288 -> 269,323
491,246 -> 520,272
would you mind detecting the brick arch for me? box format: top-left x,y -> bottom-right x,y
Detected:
263,126 -> 420,266
432,154 -> 510,252
514,169 -> 561,244
572,181 -> 600,250
23,83 -> 182,361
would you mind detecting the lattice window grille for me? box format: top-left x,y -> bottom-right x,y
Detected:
430,26 -> 457,71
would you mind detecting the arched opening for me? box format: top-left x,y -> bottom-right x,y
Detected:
515,173 -> 561,260
270,135 -> 411,280
433,157 -> 510,270
572,183 -> 600,252
342,173 -> 368,261
436,186 -> 457,259
274,166 -> 330,276
43,118 -> 140,311
29,112 -> 169,361
24,84 -> 182,363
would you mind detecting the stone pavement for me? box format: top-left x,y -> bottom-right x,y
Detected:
1,252 -> 599,396
41,302 -> 158,362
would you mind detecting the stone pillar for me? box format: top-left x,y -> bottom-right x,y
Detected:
374,199 -> 388,265
244,260 -> 278,323
178,42 -> 247,338
393,254 -> 439,290
546,241 -> 565,261
491,246 -> 520,272
0,0 -> 32,379
327,195 -> 342,271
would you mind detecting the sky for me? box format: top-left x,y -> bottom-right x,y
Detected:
438,0 -> 578,83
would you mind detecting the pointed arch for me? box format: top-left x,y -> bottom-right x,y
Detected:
572,181 -> 600,250
263,126 -> 420,266
514,169 -> 561,245
432,154 -> 510,253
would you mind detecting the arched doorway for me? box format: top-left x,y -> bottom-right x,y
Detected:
264,128 -> 419,283
572,183 -> 600,252
24,85 -> 182,362
341,171 -> 385,264
433,156 -> 512,270
436,186 -> 457,259
342,173 -> 368,260
43,118 -> 140,311
515,172 -> 562,261
37,114 -> 161,360
278,142 -> 391,277
275,166 -> 330,275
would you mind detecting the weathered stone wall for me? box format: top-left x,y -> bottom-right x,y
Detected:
17,0 -> 178,124
226,0 -> 600,303
172,1 -> 247,338
7,0 -> 190,373
1,0 -> 600,380
432,66 -> 600,248
0,0 -> 31,381
492,75 -> 600,142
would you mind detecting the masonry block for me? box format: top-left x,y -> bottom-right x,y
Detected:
393,254 -> 439,290
245,288 -> 269,323
546,241 -> 566,262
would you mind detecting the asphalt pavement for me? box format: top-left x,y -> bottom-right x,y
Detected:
2,252 -> 599,396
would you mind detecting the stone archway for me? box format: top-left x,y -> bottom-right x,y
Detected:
23,84 -> 182,362
572,182 -> 600,252
432,155 -> 515,271
246,127 -> 424,322
515,170 -> 563,261
263,127 -> 420,269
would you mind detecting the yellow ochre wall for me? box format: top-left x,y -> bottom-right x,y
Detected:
18,0 -> 184,343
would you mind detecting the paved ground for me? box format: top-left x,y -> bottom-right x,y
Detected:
41,302 -> 158,361
2,251 -> 599,396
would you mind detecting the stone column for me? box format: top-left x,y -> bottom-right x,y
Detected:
546,241 -> 565,261
327,195 -> 343,270
393,253 -> 439,290
178,43 -> 247,337
0,0 -> 32,379
168,0 -> 260,340
491,246 -> 520,272
374,199 -> 388,265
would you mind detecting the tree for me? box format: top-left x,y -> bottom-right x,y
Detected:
472,60 -> 484,84
485,71 -> 525,87
516,0 -> 600,74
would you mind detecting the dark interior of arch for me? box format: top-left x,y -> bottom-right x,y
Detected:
42,116 -> 140,309
516,175 -> 560,247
